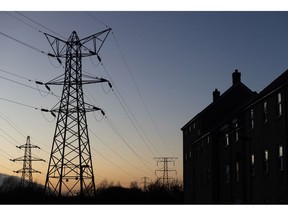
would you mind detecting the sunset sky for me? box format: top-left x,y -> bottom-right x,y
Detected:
1,4 -> 288,191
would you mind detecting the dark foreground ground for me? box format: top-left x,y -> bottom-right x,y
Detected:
0,179 -> 183,204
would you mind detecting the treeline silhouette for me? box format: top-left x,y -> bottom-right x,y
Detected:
0,177 -> 183,204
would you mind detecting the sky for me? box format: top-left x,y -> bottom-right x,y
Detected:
1,10 -> 288,190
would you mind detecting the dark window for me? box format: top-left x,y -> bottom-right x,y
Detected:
278,145 -> 284,171
236,162 -> 240,182
223,165 -> 230,183
277,93 -> 282,117
235,123 -> 239,142
251,153 -> 255,176
225,133 -> 229,146
263,101 -> 267,124
264,149 -> 269,174
250,109 -> 254,129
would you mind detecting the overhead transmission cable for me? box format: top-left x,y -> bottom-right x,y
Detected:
100,62 -> 159,157
84,87 -> 154,161
0,68 -> 60,99
83,85 -> 151,156
89,129 -> 150,176
0,111 -> 26,138
0,148 -> 14,159
15,12 -> 67,40
0,31 -> 48,55
0,163 -> 14,172
4,12 -> 41,33
85,12 -> 164,156
112,32 -> 174,156
90,145 -> 138,180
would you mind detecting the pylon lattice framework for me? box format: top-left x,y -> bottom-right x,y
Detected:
44,29 -> 111,197
154,157 -> 177,185
11,136 -> 45,188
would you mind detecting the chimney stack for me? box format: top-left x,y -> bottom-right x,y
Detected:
232,69 -> 241,85
213,88 -> 220,102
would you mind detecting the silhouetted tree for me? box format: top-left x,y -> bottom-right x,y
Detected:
130,181 -> 139,189
0,176 -> 19,193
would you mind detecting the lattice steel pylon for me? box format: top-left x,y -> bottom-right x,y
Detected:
11,136 -> 45,188
154,157 -> 177,185
44,29 -> 111,197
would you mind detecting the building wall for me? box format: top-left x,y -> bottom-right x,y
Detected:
244,87 -> 288,203
183,70 -> 288,204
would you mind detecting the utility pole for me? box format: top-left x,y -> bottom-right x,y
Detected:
141,176 -> 150,191
11,136 -> 45,189
154,157 -> 177,185
43,29 -> 111,197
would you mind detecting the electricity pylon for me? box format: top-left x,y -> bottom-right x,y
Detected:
11,136 -> 45,188
141,176 -> 150,191
154,157 -> 177,185
43,29 -> 111,197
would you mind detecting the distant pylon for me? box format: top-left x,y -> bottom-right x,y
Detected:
154,157 -> 177,185
141,176 -> 150,191
11,136 -> 45,188
43,29 -> 111,197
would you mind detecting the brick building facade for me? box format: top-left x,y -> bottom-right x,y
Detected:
182,69 -> 288,204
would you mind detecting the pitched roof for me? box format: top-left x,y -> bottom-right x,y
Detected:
182,81 -> 255,131
259,69 -> 288,97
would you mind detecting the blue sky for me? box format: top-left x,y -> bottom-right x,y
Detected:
1,11 -> 288,188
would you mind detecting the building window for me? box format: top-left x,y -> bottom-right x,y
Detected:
278,145 -> 284,171
225,133 -> 229,146
277,92 -> 282,117
235,122 -> 239,142
263,101 -> 267,124
206,136 -> 210,152
201,139 -> 204,150
236,162 -> 240,182
251,153 -> 255,176
250,109 -> 254,130
264,149 -> 269,174
223,165 -> 230,183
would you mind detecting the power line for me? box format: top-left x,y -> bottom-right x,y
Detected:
0,163 -> 14,172
90,145 -> 138,180
0,127 -> 19,147
101,62 -> 160,157
0,31 -> 47,55
104,116 -> 154,173
0,96 -> 40,110
89,128 -> 150,176
85,12 -> 111,29
0,67 -> 32,82
85,12 -> 162,158
0,73 -> 57,98
0,110 -> 51,158
111,31 -> 173,156
4,12 -> 41,33
0,149 -> 13,160
83,86 -> 154,163
15,12 -> 67,40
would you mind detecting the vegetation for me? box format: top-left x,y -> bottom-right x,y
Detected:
0,177 -> 183,204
